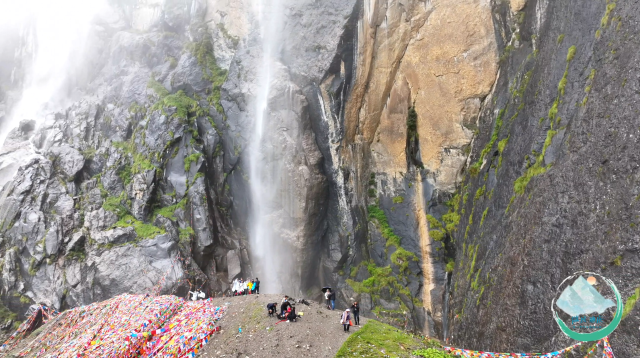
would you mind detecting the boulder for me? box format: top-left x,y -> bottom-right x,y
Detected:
91,227 -> 136,246
49,146 -> 85,180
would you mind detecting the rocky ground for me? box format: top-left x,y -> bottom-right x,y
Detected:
200,294 -> 366,358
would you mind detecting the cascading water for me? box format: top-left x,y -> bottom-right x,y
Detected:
247,0 -> 293,294
0,0 -> 106,188
0,0 -> 106,141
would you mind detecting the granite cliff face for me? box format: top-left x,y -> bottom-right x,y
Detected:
0,0 -> 638,355
443,0 -> 640,356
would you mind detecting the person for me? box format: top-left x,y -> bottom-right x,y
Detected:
341,308 -> 351,332
280,297 -> 291,317
324,290 -> 331,309
254,278 -> 260,294
287,306 -> 297,322
329,290 -> 336,310
267,302 -> 277,317
231,279 -> 237,296
351,301 -> 360,325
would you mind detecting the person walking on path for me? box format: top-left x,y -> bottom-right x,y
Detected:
254,278 -> 260,294
341,308 -> 351,332
329,290 -> 336,310
350,301 -> 360,325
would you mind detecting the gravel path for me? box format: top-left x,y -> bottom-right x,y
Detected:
198,294 -> 366,358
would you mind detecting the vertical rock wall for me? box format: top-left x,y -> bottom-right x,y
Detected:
445,0 -> 640,356
319,0 -> 499,336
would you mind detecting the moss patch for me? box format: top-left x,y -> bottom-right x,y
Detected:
622,287 -> 639,320
114,215 -> 165,239
336,320 -> 434,358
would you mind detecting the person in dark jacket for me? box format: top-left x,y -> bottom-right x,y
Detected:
286,306 -> 297,322
350,301 -> 360,325
254,278 -> 260,294
267,302 -> 277,316
280,299 -> 291,317
329,290 -> 336,310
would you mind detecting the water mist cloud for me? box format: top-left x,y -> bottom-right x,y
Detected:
0,0 -> 108,145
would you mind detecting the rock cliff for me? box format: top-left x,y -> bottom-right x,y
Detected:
0,0 -> 638,355
441,0 -> 640,356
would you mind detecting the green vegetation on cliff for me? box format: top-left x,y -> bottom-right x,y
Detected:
336,320 -> 447,358
187,37 -> 228,114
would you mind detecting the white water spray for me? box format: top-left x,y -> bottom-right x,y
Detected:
247,0 -> 291,294
0,0 -> 107,192
0,0 -> 107,144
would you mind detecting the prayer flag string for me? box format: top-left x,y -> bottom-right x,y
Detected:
442,337 -> 615,358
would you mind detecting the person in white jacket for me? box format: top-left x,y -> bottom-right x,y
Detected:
341,309 -> 351,332
232,279 -> 239,296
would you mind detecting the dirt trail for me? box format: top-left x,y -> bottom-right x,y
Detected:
199,294 -> 366,358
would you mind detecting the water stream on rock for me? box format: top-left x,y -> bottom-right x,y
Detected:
247,0 -> 292,294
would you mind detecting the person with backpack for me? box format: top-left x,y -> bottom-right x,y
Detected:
254,277 -> 260,294
350,301 -> 360,325
340,308 -> 351,332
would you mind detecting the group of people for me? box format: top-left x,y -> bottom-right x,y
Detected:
231,278 -> 260,296
324,289 -> 336,310
266,295 -> 301,322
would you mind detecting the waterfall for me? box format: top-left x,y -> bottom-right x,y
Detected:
0,0 -> 107,143
0,0 -> 106,190
247,0 -> 290,294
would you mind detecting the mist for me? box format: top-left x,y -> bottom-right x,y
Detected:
0,0 -> 108,144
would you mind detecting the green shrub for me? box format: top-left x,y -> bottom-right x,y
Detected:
430,230 -> 445,242
368,205 -> 401,247
392,196 -> 404,204
556,34 -> 565,45
368,188 -> 377,198
445,260 -> 455,273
